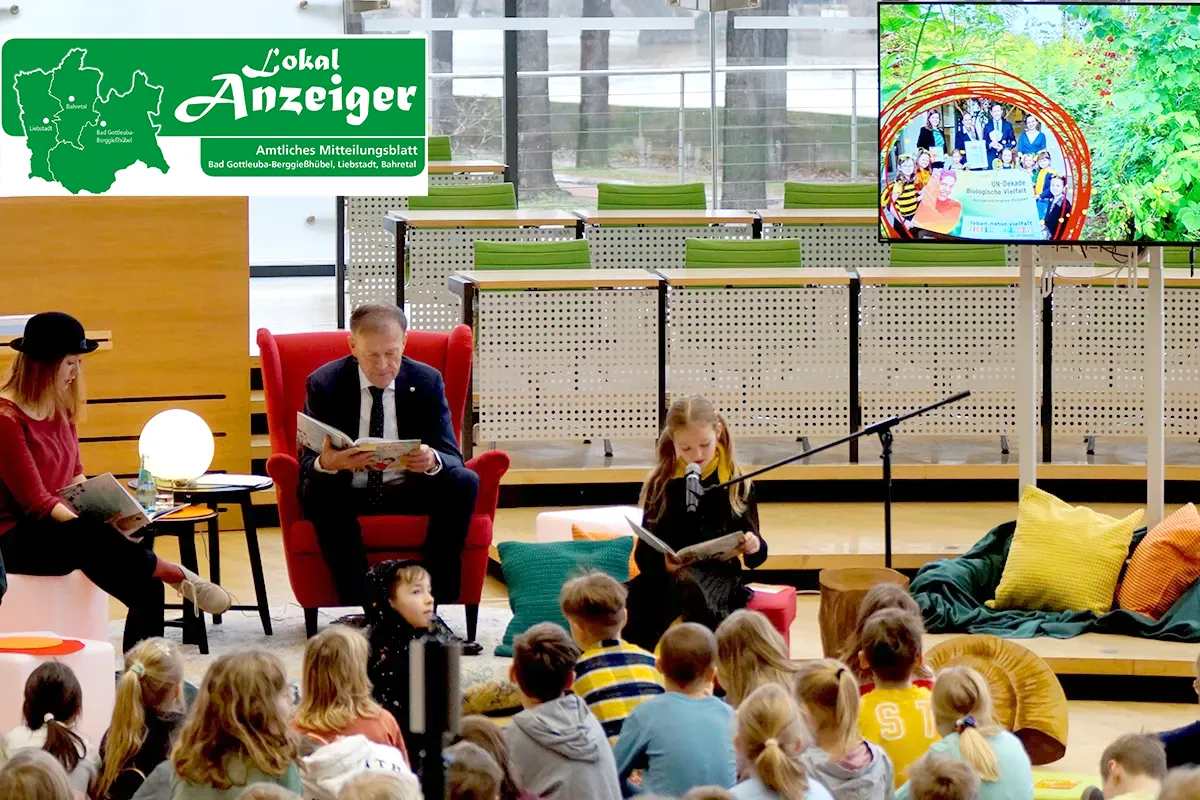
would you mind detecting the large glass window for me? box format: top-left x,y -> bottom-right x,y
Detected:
356,0 -> 875,207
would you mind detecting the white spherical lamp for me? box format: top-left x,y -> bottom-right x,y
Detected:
138,409 -> 214,486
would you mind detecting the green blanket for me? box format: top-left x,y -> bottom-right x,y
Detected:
910,521 -> 1200,641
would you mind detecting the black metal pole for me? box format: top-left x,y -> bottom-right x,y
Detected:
658,280 -> 668,430
336,196 -> 346,329
413,637 -> 462,800
849,277 -> 861,463
1041,292 -> 1053,463
879,428 -> 894,569
503,0 -> 519,192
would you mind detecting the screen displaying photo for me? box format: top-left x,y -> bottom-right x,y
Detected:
878,3 -> 1200,244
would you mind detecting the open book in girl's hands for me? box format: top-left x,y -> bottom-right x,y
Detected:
297,412 -> 421,468
58,473 -> 180,538
625,516 -> 744,563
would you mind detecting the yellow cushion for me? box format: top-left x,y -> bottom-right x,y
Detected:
990,486 -> 1142,616
1117,503 -> 1200,619
927,634 -> 1068,766
572,525 -> 640,579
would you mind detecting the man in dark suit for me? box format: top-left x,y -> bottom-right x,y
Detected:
983,101 -> 1016,169
300,302 -> 480,650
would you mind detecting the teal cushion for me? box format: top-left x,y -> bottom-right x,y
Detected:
495,538 -> 634,657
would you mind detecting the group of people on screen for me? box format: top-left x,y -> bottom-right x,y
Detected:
883,100 -> 1073,241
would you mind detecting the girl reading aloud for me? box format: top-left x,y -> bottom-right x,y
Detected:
623,395 -> 767,652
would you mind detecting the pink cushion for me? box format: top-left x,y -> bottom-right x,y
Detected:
0,572 -> 108,642
747,585 -> 798,648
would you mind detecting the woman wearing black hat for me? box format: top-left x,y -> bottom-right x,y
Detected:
0,312 -> 232,651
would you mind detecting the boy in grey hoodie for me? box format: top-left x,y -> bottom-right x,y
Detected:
504,622 -> 622,800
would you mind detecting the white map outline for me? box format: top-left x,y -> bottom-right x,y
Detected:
12,46 -> 167,190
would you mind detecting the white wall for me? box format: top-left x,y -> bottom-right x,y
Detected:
3,0 -> 345,267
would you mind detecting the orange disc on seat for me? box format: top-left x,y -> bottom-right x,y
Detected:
0,636 -> 63,650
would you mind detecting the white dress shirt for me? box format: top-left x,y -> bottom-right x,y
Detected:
315,367 -> 441,487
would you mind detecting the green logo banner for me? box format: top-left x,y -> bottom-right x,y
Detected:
0,37 -> 428,196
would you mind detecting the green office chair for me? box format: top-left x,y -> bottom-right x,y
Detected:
429,135 -> 453,161
473,239 -> 591,270
783,181 -> 878,209
597,182 -> 708,211
407,182 -> 517,211
684,237 -> 802,269
888,243 -> 1007,267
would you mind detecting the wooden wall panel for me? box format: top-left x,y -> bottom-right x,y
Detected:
0,198 -> 250,523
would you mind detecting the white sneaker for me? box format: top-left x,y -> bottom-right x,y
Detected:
174,566 -> 233,616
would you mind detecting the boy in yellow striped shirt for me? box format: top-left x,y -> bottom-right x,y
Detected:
561,571 -> 664,744
857,607 -> 940,788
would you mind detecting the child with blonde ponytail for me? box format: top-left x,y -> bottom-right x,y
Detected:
624,395 -> 768,652
731,683 -> 833,800
794,660 -> 894,799
95,638 -> 185,800
896,667 -> 1032,800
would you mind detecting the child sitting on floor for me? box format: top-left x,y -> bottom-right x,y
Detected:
857,609 -> 939,789
561,571 -> 664,743
1099,733 -> 1167,799
906,754 -> 979,800
614,623 -> 737,797
135,650 -> 304,797
504,622 -> 621,800
448,740 -> 505,800
794,658 -> 894,799
96,637 -> 186,800
896,666 -> 1031,800
456,715 -> 540,800
0,748 -> 77,800
716,609 -> 800,708
337,772 -> 424,800
840,583 -> 933,694
365,559 -> 437,759
7,662 -> 96,796
1158,652 -> 1200,768
731,683 -> 834,800
294,625 -> 408,760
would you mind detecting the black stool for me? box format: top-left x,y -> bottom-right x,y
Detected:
143,507 -> 220,655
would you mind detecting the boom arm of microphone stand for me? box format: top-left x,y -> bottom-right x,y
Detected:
704,390 -> 972,493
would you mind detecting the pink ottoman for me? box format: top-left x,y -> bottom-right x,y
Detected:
0,632 -> 116,745
0,572 -> 109,642
747,584 -> 798,650
534,506 -> 642,543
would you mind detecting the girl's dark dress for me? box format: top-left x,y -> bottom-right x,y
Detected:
622,472 -> 767,652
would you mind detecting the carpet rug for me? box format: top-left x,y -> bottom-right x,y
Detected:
108,604 -> 521,715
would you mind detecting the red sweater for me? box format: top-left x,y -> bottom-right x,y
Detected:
0,398 -> 82,535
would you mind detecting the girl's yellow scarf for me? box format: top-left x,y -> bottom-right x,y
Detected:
674,444 -> 733,484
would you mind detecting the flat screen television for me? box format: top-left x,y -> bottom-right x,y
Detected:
878,2 -> 1200,245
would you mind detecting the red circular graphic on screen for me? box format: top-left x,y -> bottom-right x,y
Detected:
880,63 -> 1091,241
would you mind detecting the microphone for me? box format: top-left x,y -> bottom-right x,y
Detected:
685,462 -> 702,513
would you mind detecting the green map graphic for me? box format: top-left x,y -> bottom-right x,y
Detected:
12,48 -> 168,194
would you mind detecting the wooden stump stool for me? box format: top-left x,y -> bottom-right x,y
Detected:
818,567 -> 910,658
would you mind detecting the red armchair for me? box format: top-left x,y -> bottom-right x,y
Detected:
256,326 -> 509,639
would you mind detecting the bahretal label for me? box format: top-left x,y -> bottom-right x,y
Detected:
0,37 -> 428,196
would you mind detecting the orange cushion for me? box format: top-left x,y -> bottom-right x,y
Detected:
572,525 -> 639,579
1118,503 -> 1200,619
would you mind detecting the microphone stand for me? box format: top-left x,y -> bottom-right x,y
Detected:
703,390 -> 972,569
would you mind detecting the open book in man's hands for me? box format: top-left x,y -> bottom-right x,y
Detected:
58,473 -> 180,538
297,412 -> 421,469
625,516 -> 744,563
